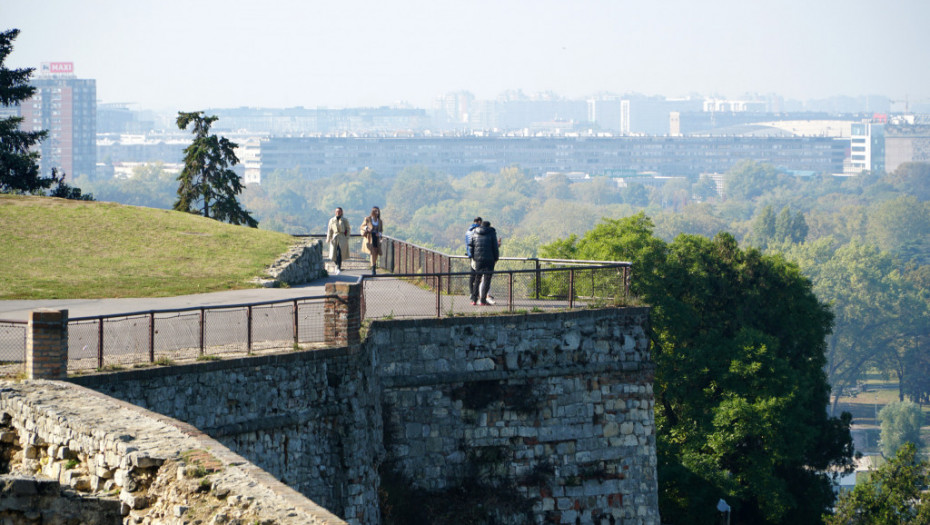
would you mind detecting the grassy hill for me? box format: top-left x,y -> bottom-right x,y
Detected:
0,195 -> 296,300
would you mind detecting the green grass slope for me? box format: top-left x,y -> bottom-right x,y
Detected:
0,195 -> 295,300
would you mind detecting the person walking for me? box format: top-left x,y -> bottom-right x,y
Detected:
468,220 -> 499,305
326,207 -> 350,275
360,206 -> 384,275
465,216 -> 482,304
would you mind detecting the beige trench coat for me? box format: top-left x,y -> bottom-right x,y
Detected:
360,216 -> 384,255
326,216 -> 350,260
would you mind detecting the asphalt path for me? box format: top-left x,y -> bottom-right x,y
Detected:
0,271 -> 365,322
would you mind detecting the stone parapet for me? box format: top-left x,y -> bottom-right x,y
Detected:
68,344 -> 383,525
255,238 -> 326,287
23,306 -> 657,525
0,380 -> 348,525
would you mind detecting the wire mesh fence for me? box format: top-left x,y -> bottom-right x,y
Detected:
0,321 -> 26,364
360,263 -> 632,320
361,235 -> 631,319
0,234 -> 631,373
0,297 -> 330,373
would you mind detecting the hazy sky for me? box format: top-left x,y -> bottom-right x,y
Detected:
4,1 -> 929,111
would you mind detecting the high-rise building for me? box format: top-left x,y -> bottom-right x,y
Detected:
18,62 -> 96,178
848,121 -> 885,174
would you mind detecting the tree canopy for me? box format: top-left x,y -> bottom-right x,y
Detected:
878,401 -> 923,458
826,443 -> 930,525
175,111 -> 257,227
0,28 -> 50,194
541,213 -> 854,524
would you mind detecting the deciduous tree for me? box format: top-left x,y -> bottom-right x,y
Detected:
825,443 -> 930,525
878,401 -> 923,457
541,212 -> 854,524
786,240 -> 929,407
724,160 -> 785,201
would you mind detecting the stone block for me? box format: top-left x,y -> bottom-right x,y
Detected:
120,489 -> 148,510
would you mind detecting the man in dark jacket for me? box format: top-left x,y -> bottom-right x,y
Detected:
465,217 -> 482,304
468,221 -> 499,305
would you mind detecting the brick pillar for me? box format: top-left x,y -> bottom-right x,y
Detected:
324,282 -> 361,346
26,309 -> 68,380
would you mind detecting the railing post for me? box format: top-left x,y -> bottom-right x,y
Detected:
97,317 -> 104,368
535,259 -> 541,300
199,308 -> 205,356
360,279 -> 367,321
247,305 -> 253,355
436,274 -> 442,317
293,300 -> 300,345
508,271 -> 514,312
569,269 -> 575,309
148,312 -> 155,363
625,266 -> 632,301
446,256 -> 452,292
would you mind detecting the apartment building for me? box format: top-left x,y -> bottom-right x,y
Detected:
18,62 -> 96,178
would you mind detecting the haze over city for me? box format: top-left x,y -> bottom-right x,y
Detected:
4,0 -> 930,111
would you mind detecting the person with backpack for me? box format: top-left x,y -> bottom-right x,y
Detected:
468,220 -> 499,306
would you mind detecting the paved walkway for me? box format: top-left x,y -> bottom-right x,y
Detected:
0,271 -> 367,322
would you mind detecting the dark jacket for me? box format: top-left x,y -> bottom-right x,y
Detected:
465,223 -> 480,257
469,226 -> 499,264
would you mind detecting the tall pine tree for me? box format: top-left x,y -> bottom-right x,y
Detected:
175,111 -> 257,227
0,28 -> 50,193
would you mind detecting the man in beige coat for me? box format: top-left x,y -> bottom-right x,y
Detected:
326,207 -> 350,274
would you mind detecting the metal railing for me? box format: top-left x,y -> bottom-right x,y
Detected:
0,296 -> 330,373
0,234 -> 632,371
359,235 -> 632,319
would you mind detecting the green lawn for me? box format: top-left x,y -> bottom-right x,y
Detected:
0,195 -> 295,299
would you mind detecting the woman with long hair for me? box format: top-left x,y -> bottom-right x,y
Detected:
360,206 -> 384,275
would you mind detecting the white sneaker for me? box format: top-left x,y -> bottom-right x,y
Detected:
333,268 -> 341,275
486,296 -> 495,305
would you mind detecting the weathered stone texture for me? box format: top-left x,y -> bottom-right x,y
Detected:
0,380 -> 348,524
372,307 -> 658,525
256,238 -> 326,287
70,346 -> 383,525
25,306 -> 658,525
0,475 -> 120,525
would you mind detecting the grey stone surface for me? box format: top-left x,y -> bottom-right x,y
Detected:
8,306 -> 657,525
258,238 -> 327,286
371,308 -> 659,525
0,380 -> 348,525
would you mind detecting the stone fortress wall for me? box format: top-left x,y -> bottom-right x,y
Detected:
0,380 -> 348,524
373,308 -> 657,524
6,294 -> 658,524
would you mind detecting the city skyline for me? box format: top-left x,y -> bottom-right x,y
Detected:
4,0 -> 930,112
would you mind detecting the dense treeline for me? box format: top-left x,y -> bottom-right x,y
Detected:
541,213 -> 855,524
77,158 -> 929,523
77,161 -> 930,409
